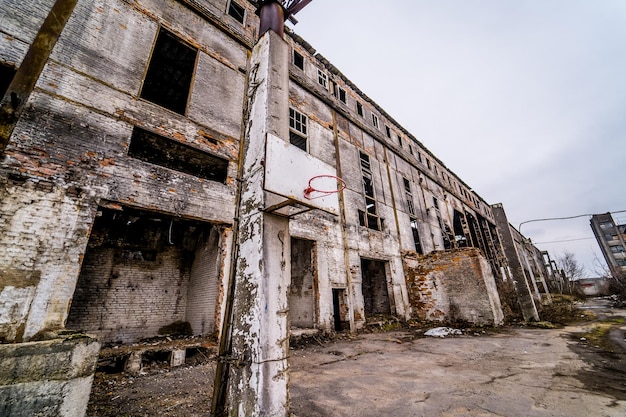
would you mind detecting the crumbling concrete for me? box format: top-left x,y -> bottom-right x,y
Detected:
0,334 -> 100,417
404,248 -> 504,325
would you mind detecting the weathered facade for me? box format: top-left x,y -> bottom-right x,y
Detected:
590,213 -> 626,279
1,0 -> 554,415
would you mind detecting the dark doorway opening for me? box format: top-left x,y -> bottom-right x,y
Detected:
332,288 -> 349,331
361,258 -> 391,316
290,238 -> 316,329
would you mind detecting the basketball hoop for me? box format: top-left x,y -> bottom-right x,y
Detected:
304,175 -> 346,200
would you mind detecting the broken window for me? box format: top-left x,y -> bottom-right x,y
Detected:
141,29 -> 197,115
599,221 -> 614,230
426,159 -> 431,170
403,177 -> 415,217
385,125 -> 391,138
227,1 -> 245,24
409,145 -> 413,155
453,210 -> 470,247
410,218 -> 423,254
405,180 -> 422,253
336,86 -> 346,104
359,152 -> 382,231
356,101 -> 363,117
417,151 -> 423,163
128,127 -> 228,183
293,50 -> 304,70
397,135 -> 403,147
317,69 -> 328,89
289,107 -> 308,151
371,113 -> 379,129
0,63 -> 16,98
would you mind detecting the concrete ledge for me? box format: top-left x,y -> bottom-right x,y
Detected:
0,334 -> 100,417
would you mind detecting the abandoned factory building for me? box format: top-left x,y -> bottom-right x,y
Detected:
0,0 -> 558,414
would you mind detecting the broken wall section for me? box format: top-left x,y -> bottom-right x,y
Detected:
404,248 -> 504,326
66,206 -> 224,344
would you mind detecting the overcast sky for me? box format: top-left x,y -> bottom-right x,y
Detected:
289,0 -> 626,275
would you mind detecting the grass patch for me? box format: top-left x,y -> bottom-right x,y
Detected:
577,318 -> 624,353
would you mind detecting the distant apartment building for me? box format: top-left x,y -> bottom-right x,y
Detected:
590,213 -> 626,277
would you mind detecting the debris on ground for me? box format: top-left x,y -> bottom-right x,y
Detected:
424,327 -> 463,337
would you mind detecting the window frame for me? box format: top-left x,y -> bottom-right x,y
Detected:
371,113 -> 379,129
317,69 -> 329,89
227,0 -> 246,24
289,107 -> 308,152
293,50 -> 304,70
140,28 -> 198,115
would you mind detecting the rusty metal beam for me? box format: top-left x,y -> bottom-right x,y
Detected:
0,0 -> 79,156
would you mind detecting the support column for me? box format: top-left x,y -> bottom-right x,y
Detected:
217,30 -> 291,417
492,204 -> 540,321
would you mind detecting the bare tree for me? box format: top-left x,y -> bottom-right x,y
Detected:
557,251 -> 585,279
556,251 -> 585,294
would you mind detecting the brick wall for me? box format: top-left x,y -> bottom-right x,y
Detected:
186,226 -> 221,335
67,246 -> 191,343
404,248 -> 504,325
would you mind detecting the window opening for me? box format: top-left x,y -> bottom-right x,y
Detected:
129,127 -> 228,182
317,69 -> 328,89
397,135 -> 403,147
336,86 -> 346,103
417,151 -> 422,163
359,152 -> 381,231
404,177 -> 421,252
227,1 -> 245,24
371,114 -> 379,129
141,28 -> 197,115
293,50 -> 304,70
356,101 -> 363,116
385,125 -> 391,138
410,218 -> 423,254
0,64 -> 16,98
289,107 -> 308,151
409,145 -> 413,155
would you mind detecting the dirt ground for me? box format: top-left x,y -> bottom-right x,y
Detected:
87,298 -> 626,417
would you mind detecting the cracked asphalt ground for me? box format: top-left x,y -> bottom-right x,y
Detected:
88,299 -> 626,417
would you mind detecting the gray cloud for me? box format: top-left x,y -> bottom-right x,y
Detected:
291,0 -> 626,273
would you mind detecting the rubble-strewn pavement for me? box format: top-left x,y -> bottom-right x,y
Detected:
87,299 -> 626,417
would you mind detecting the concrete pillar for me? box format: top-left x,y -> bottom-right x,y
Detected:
221,30 -> 291,416
492,204 -> 540,321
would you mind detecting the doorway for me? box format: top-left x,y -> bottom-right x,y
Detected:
360,258 -> 391,316
290,238 -> 317,328
332,288 -> 349,331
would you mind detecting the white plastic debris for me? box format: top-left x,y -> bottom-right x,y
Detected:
424,327 -> 463,338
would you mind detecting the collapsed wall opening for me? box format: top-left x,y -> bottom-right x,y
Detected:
361,258 -> 391,317
66,205 -> 223,344
290,238 -> 316,329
